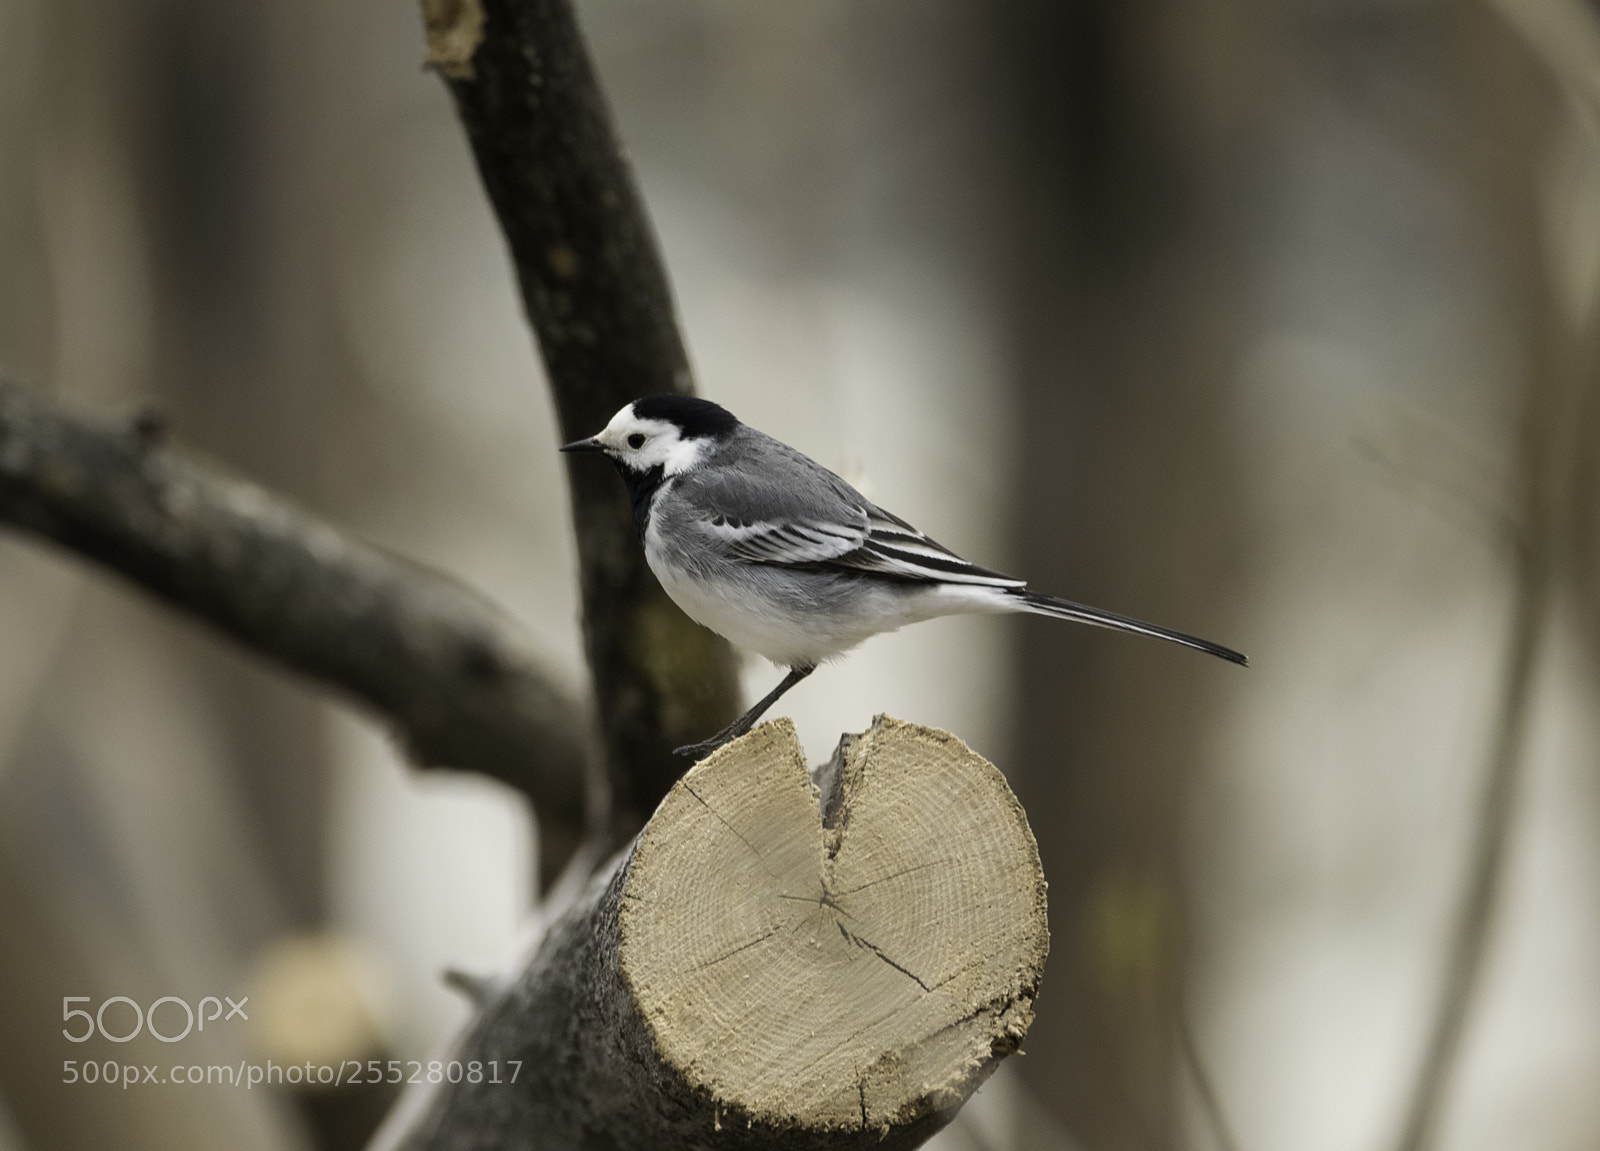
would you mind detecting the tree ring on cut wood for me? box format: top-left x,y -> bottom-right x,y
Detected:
620,715 -> 1048,1134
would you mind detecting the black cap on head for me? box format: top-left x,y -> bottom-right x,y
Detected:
631,394 -> 740,439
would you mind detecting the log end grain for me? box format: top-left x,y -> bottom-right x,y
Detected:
620,716 -> 1049,1140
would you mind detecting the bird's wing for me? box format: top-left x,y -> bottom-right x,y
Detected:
831,506 -> 1024,587
680,444 -> 873,564
712,514 -> 869,564
680,432 -> 1022,586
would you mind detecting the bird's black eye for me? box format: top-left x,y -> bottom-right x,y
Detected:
627,433 -> 646,449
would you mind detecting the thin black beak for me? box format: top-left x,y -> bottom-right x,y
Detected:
560,436 -> 606,453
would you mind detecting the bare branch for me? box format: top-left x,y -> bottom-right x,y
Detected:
1178,995 -> 1241,1151
0,373 -> 588,878
422,0 -> 743,840
1391,350 -> 1591,1151
1390,6 -> 1600,1147
1388,414 -> 1554,1151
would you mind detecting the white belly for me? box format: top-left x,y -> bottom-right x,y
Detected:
645,523 -> 1008,667
652,563 -> 838,666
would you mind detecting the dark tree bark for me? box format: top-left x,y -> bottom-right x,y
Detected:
421,0 -> 743,841
0,373 -> 588,877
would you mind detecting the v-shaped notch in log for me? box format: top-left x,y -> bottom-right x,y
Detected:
386,717 -> 1048,1151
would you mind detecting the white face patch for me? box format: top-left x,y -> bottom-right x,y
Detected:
593,404 -> 708,475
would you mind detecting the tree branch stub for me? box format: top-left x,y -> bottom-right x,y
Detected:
386,717 -> 1049,1151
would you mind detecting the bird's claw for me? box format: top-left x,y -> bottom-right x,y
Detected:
674,735 -> 732,760
674,719 -> 756,759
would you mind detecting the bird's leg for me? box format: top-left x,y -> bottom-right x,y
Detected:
674,664 -> 817,759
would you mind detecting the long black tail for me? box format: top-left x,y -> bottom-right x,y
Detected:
1011,589 -> 1248,666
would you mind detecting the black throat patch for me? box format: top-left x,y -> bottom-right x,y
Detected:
615,461 -> 666,539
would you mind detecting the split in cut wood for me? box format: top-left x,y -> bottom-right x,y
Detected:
383,715 -> 1048,1151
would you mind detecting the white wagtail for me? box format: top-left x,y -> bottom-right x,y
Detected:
563,395 -> 1246,758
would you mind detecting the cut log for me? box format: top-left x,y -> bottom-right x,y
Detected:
382,716 -> 1048,1151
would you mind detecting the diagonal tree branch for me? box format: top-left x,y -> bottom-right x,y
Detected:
0,372 -> 589,880
421,0 -> 743,842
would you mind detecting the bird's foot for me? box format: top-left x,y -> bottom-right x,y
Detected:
673,736 -> 727,760
673,722 -> 749,760
673,666 -> 815,759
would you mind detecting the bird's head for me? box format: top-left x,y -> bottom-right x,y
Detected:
560,395 -> 740,475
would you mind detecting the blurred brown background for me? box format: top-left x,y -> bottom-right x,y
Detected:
2,1 -> 1599,1149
